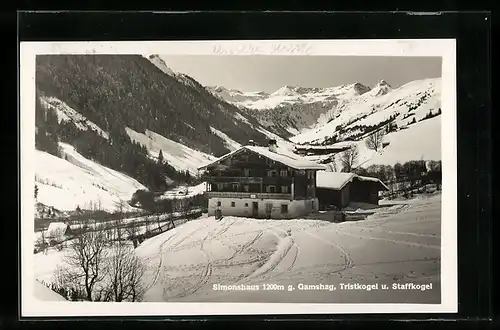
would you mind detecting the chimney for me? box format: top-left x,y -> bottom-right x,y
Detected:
268,139 -> 277,152
248,140 -> 255,146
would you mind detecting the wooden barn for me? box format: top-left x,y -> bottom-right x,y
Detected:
316,171 -> 389,210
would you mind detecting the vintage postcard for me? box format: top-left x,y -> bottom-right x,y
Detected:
20,39 -> 457,316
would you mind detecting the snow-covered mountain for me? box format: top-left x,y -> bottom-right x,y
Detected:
146,54 -> 176,77
206,86 -> 270,104
293,77 -> 442,169
209,77 -> 441,168
292,77 -> 441,145
208,82 -> 374,138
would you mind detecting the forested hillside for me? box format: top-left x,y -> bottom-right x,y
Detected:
35,92 -> 191,191
35,55 -> 269,158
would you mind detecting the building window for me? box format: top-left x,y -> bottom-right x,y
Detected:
217,201 -> 221,207
281,186 -> 289,193
245,203 -> 248,207
243,168 -> 250,176
231,201 -> 236,207
265,185 -> 276,193
232,183 -> 238,192
243,185 -> 249,192
267,170 -> 277,177
281,204 -> 288,214
280,170 -> 288,177
217,183 -> 223,191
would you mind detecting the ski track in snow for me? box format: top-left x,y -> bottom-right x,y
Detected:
34,195 -> 441,303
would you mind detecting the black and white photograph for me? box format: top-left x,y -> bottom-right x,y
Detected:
20,39 -> 457,316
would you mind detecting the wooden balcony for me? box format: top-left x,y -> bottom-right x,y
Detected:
207,176 -> 294,185
204,191 -> 292,200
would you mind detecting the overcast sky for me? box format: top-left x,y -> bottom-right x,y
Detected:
159,55 -> 442,93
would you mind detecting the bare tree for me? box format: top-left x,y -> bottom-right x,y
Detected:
339,146 -> 359,173
55,220 -> 108,301
365,129 -> 385,152
327,155 -> 338,172
144,215 -> 152,236
35,229 -> 48,254
125,219 -> 139,242
114,200 -> 128,242
103,242 -> 146,302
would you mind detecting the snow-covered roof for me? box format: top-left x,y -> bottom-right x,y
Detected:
199,145 -> 326,171
294,144 -> 352,151
356,175 -> 390,190
47,222 -> 69,234
316,172 -> 356,190
316,171 -> 389,191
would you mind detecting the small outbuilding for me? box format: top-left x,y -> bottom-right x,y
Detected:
46,222 -> 72,242
316,171 -> 389,210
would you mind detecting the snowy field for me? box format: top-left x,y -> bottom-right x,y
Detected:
33,193 -> 441,303
141,194 -> 440,303
35,144 -> 146,213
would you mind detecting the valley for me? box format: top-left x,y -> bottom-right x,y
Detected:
30,54 -> 444,305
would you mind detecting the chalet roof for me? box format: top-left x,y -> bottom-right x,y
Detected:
356,175 -> 390,190
47,222 -> 69,235
316,172 -> 357,190
198,145 -> 326,171
316,171 -> 389,191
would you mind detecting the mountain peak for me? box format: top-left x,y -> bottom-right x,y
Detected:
146,54 -> 176,76
351,82 -> 371,95
377,79 -> 391,87
272,85 -> 300,96
370,79 -> 393,97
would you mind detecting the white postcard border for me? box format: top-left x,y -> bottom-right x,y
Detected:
20,39 -> 457,317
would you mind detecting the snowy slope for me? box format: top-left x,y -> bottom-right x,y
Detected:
312,115 -> 442,169
292,78 -> 441,145
210,127 -> 241,151
33,194 -> 442,303
35,143 -> 146,212
34,281 -> 67,301
133,194 -> 441,303
359,115 -> 441,167
40,96 -> 109,140
125,127 -> 217,176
